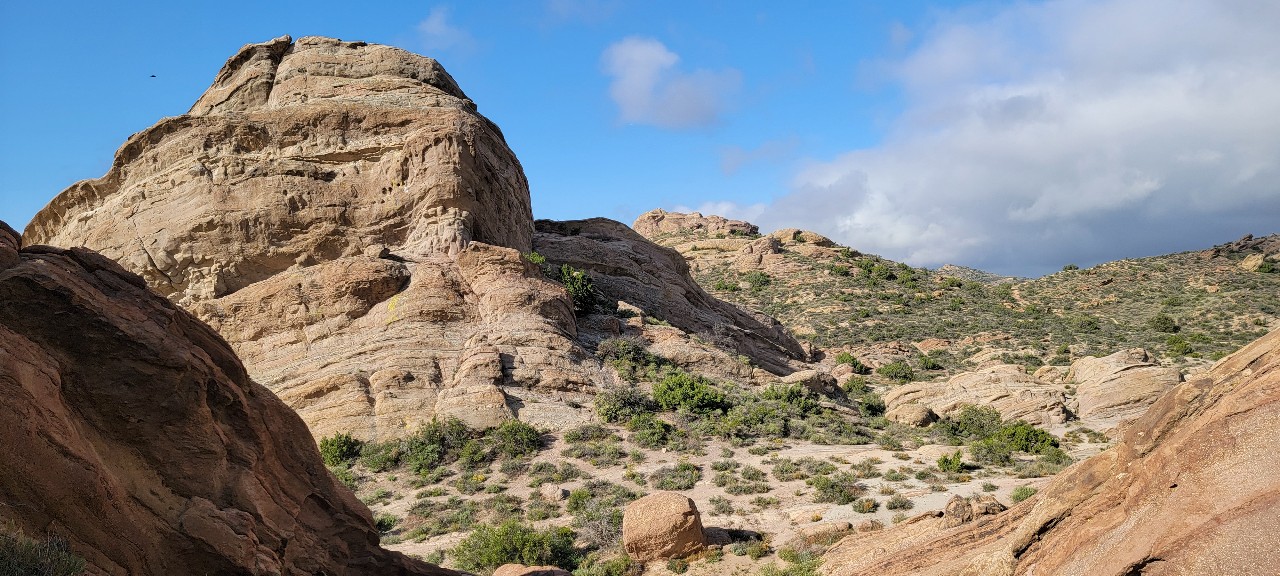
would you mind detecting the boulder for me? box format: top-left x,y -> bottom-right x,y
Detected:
632,209 -> 758,238
0,226 -> 451,575
1067,348 -> 1183,429
782,369 -> 842,397
886,403 -> 938,427
622,492 -> 707,561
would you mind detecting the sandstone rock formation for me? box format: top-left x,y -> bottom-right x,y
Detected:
534,218 -> 806,377
622,492 -> 707,562
1066,348 -> 1182,430
23,37 -> 801,440
0,223 -> 449,576
632,208 -> 757,239
883,364 -> 1069,427
821,328 -> 1280,576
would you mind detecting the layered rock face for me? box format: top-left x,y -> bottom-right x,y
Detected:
821,328 -> 1280,576
1065,348 -> 1183,430
21,36 -> 588,439
0,223 -> 449,576
883,364 -> 1069,427
534,218 -> 806,377
25,37 -> 807,440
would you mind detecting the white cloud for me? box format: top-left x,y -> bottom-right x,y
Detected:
417,6 -> 475,55
746,0 -> 1280,276
601,37 -> 741,129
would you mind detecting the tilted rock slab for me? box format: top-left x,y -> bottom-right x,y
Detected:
22,36 -> 603,440
0,222 -> 451,576
882,364 -> 1069,427
1066,348 -> 1183,431
821,328 -> 1280,576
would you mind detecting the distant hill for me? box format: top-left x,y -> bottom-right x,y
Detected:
635,210 -> 1280,373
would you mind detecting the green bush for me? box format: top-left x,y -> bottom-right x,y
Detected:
626,413 -> 686,450
0,523 -> 86,576
595,387 -> 655,424
1149,313 -> 1180,333
876,362 -> 915,382
808,472 -> 866,504
561,265 -> 601,317
918,355 -> 943,371
652,372 -> 728,414
835,353 -> 871,375
992,420 -> 1058,454
524,251 -> 547,265
1010,485 -> 1038,503
936,450 -> 963,473
451,520 -> 580,574
650,462 -> 702,490
319,432 -> 363,467
743,271 -> 772,290
969,438 -> 1014,466
885,495 -> 914,510
571,553 -> 634,576
491,419 -> 543,459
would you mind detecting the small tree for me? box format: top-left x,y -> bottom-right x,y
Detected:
561,265 -> 600,317
319,432 -> 363,467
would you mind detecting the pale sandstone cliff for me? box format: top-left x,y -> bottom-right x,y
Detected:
23,36 -> 805,440
0,222 -> 453,576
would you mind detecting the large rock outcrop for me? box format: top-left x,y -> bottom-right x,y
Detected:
882,364 -> 1069,427
0,223 -> 450,576
20,37 -> 801,440
821,328 -> 1280,576
1066,348 -> 1183,430
534,218 -> 806,376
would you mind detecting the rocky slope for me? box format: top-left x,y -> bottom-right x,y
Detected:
820,326 -> 1280,576
637,210 -> 1280,371
0,222 -> 450,576
24,37 -> 805,441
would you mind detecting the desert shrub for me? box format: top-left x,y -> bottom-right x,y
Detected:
650,462 -> 702,490
876,361 -> 915,382
374,513 -> 399,533
595,387 -> 655,424
709,495 -> 734,515
808,472 -> 866,504
1037,446 -> 1073,466
758,384 -> 821,416
918,355 -> 944,371
524,251 -> 546,265
564,441 -> 626,468
885,495 -> 914,510
992,420 -> 1059,455
666,558 -> 689,574
527,462 -> 587,487
935,405 -> 1003,443
571,553 -> 635,576
1010,485 -> 1038,503
319,432 -> 363,467
713,278 -> 740,291
451,520 -> 580,574
566,480 -> 637,548
561,265 -> 601,317
626,413 -> 690,451
1166,335 -> 1193,356
491,419 -> 543,459
0,522 -> 86,576
936,450 -> 964,473
564,423 -> 617,444
743,271 -> 772,290
329,465 -> 359,490
596,337 -> 668,380
969,438 -> 1014,466
407,497 -> 482,537
652,372 -> 728,414
851,497 -> 879,513
401,417 -> 473,475
1149,313 -> 1179,333
1062,264 -> 1079,271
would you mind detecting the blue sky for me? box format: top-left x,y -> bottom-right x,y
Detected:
2,1 -> 1278,276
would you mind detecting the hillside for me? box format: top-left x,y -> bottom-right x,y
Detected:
635,210 -> 1280,376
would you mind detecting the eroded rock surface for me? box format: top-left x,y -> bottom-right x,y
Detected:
622,492 -> 707,562
883,364 -> 1069,427
1066,348 -> 1183,430
0,223 -> 450,576
822,328 -> 1280,576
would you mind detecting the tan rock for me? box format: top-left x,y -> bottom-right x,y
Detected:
1240,253 -> 1265,271
1067,348 -> 1182,429
883,364 -> 1068,426
622,492 -> 707,561
0,235 -> 450,576
821,328 -> 1280,576
493,565 -> 571,576
885,403 -> 938,427
539,484 -> 568,502
782,369 -> 841,397
632,209 -> 758,239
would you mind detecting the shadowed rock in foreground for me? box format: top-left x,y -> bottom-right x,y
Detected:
821,326 -> 1280,576
0,221 -> 452,575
